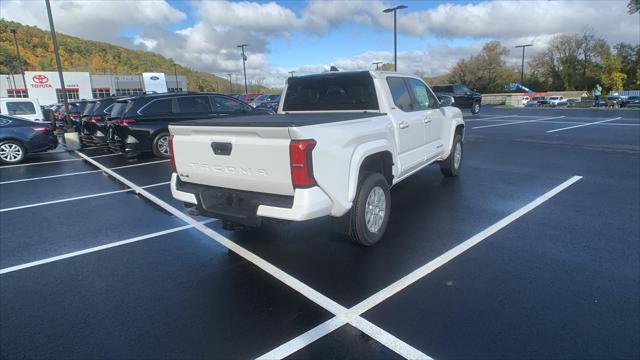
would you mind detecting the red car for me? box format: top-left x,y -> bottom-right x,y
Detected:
234,93 -> 261,104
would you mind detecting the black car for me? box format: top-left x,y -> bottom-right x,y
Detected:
80,96 -> 126,147
255,94 -> 281,112
0,115 -> 58,164
622,95 -> 640,107
107,92 -> 274,158
431,83 -> 482,114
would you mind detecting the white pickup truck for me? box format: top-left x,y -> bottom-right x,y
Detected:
169,71 -> 464,246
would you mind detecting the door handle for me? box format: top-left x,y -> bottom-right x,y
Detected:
399,121 -> 409,129
424,119 -> 432,124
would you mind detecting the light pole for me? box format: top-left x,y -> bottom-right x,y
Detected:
514,44 -> 533,85
9,28 -> 27,96
383,5 -> 407,72
227,73 -> 232,94
288,71 -> 296,77
372,61 -> 383,70
45,0 -> 69,112
237,44 -> 248,94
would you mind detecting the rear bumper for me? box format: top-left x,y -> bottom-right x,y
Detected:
171,173 -> 333,226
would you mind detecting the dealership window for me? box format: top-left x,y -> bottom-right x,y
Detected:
168,87 -> 183,92
92,88 -> 111,99
7,89 -> 28,98
56,88 -> 80,102
115,88 -> 143,96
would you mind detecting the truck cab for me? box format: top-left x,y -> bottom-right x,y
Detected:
0,98 -> 45,122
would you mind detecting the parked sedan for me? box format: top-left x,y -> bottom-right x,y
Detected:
622,96 -> 640,107
249,93 -> 280,108
255,94 -> 281,111
0,115 -> 58,164
107,92 -> 274,158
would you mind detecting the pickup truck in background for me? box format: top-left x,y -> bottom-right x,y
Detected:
431,83 -> 482,115
169,71 -> 465,246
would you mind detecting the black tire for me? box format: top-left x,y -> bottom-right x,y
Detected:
0,140 -> 26,165
440,134 -> 463,177
349,173 -> 391,246
471,102 -> 481,115
152,131 -> 170,158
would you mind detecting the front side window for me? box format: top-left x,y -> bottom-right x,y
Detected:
176,96 -> 212,113
6,102 -> 36,115
141,99 -> 173,115
213,95 -> 250,112
386,77 -> 413,111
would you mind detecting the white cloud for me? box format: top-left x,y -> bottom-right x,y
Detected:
0,0 -> 186,45
1,0 -> 638,88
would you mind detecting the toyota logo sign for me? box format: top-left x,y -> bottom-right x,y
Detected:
31,74 -> 53,88
32,75 -> 49,84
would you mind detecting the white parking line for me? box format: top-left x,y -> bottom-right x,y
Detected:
464,114 -> 518,120
0,181 -> 170,213
0,219 -> 216,275
74,151 -> 432,360
0,153 -> 118,169
0,159 -> 169,185
546,117 -> 622,133
472,116 -> 566,129
471,118 -> 639,126
258,175 -> 582,358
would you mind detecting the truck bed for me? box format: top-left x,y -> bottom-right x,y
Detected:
171,112 -> 385,128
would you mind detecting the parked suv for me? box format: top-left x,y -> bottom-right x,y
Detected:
80,96 -> 125,147
431,83 -> 482,114
107,92 -> 274,158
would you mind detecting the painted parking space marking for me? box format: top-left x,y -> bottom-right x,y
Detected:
472,116 -> 566,129
0,181 -> 169,213
0,219 -> 216,275
547,117 -> 622,133
0,153 -> 118,169
73,151 -> 432,360
471,118 -> 639,126
0,159 -> 169,185
258,175 -> 583,358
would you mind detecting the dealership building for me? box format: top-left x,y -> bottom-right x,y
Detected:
0,71 -> 188,105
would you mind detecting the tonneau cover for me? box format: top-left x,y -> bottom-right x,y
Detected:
171,112 -> 385,128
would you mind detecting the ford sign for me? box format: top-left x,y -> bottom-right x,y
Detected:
150,76 -> 160,80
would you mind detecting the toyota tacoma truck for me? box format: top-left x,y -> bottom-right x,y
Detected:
169,71 -> 464,246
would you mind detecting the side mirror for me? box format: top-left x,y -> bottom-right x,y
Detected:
440,95 -> 455,107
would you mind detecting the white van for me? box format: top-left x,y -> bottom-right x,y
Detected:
0,98 -> 45,121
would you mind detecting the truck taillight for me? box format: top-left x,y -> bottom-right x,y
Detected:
169,134 -> 176,172
290,139 -> 316,188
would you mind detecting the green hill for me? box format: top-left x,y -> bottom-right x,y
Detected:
0,19 -> 279,93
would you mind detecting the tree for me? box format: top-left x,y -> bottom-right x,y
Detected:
628,0 -> 640,13
601,52 -> 627,91
448,41 -> 518,93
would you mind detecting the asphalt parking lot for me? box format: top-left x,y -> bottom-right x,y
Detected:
1,107 -> 639,359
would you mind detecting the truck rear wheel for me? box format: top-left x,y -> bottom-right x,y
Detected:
350,173 -> 390,246
440,134 -> 463,177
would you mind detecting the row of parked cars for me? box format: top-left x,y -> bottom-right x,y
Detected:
524,95 -> 640,108
0,91 -> 277,164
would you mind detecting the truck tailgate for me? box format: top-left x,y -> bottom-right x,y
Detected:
170,125 -> 294,196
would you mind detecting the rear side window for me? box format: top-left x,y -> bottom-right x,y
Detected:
176,96 -> 212,113
283,73 -> 379,111
110,101 -> 130,118
6,102 -> 36,115
432,85 -> 453,93
140,99 -> 173,115
82,103 -> 96,116
386,77 -> 413,111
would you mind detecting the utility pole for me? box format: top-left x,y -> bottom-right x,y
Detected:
372,61 -> 383,70
288,71 -> 296,77
237,44 -> 248,94
173,63 -> 179,91
9,28 -> 28,96
383,5 -> 407,72
227,73 -> 232,94
45,0 -> 69,111
514,44 -> 533,85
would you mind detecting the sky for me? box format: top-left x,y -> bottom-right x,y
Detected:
1,0 -> 638,87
